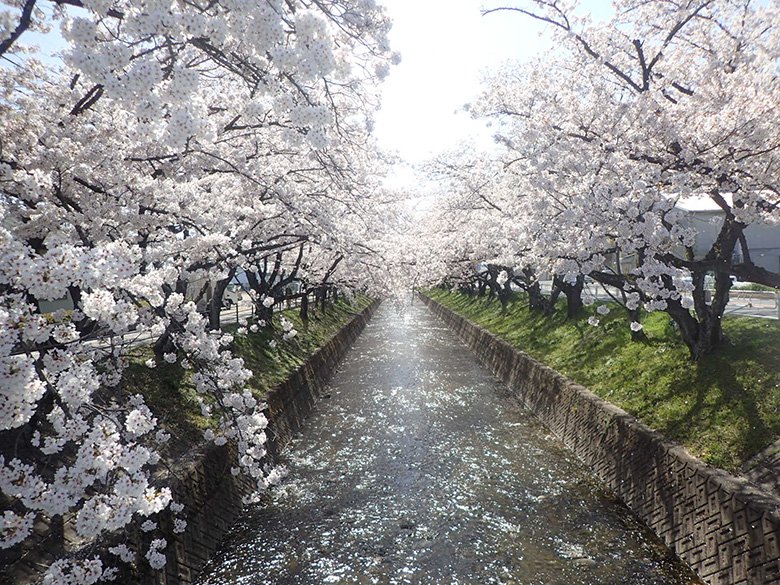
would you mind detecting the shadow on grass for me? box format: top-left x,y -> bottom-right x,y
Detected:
657,320 -> 780,469
123,356 -> 208,457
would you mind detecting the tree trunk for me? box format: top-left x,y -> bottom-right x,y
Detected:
300,290 -> 309,321
560,275 -> 584,318
153,332 -> 176,359
590,266 -> 728,359
526,280 -> 547,311
154,278 -> 187,359
500,283 -> 512,309
257,303 -> 273,326
626,307 -> 648,342
544,280 -> 562,316
319,287 -> 327,311
208,269 -> 236,330
514,267 -> 548,312
50,514 -> 64,554
665,296 -> 726,360
499,269 -> 513,310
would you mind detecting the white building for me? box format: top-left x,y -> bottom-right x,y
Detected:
677,196 -> 780,275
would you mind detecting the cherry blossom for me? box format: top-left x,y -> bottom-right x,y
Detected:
411,0 -> 779,359
1,0 -> 396,581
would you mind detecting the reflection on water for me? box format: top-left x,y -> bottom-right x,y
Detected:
196,301 -> 701,585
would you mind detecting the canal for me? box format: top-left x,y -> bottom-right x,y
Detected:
196,301 -> 701,585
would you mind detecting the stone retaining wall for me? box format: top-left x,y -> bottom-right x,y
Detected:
420,293 -> 780,585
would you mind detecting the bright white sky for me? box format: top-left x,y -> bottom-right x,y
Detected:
375,1 -> 544,163
375,1 -> 611,191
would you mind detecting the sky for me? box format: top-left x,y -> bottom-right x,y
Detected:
373,0 -> 611,193
374,1 -> 547,164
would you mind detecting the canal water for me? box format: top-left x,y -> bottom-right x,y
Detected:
196,301 -> 700,585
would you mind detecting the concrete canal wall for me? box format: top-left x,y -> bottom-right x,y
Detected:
420,293 -> 780,585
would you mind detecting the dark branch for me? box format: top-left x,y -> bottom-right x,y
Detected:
0,0 -> 37,58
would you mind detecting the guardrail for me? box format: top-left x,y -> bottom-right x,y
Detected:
724,290 -> 779,319
729,289 -> 778,300
220,290 -> 329,326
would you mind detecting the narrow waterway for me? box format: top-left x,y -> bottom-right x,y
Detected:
196,301 -> 700,585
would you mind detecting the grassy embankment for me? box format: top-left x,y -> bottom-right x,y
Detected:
123,295 -> 372,455
425,288 -> 780,472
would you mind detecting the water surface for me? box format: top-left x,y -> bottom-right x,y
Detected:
196,301 -> 700,585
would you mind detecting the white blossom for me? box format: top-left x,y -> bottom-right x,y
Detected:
0,0 -> 397,571
109,544 -> 136,563
146,539 -> 167,570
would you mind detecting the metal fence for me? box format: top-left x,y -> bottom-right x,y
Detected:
220,290 -> 326,326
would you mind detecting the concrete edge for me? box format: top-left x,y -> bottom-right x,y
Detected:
20,298 -> 382,585
153,297 -> 382,584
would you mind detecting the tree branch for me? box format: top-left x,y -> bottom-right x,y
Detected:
0,0 -> 37,58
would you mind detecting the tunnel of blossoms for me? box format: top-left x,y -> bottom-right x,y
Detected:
1,1 -> 778,583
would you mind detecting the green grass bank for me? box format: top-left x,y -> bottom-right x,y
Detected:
425,288 -> 780,473
125,295 -> 373,456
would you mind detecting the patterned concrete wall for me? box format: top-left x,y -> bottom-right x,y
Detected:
421,294 -> 780,585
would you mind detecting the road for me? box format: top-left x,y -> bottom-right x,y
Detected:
535,282 -> 779,320
90,296 -> 257,351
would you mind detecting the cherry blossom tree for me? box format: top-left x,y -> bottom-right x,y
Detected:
0,0 -> 396,581
426,0 -> 780,358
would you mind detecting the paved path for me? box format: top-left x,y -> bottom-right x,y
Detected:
196,301 -> 700,585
